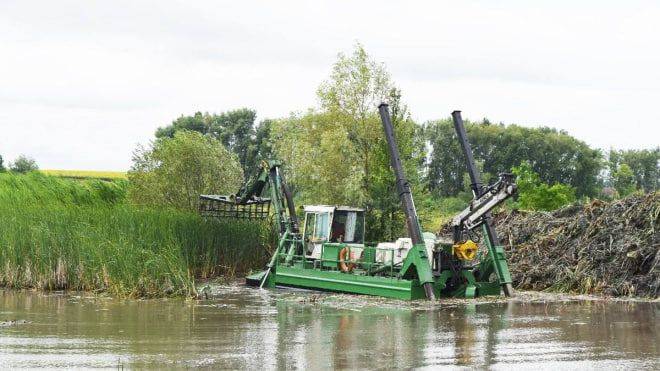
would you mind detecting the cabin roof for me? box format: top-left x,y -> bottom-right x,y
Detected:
303,205 -> 365,212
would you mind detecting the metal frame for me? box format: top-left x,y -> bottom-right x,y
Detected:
199,195 -> 271,220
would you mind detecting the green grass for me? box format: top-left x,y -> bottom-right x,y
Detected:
1,172 -> 128,205
0,172 -> 271,297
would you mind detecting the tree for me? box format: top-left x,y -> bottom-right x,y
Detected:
608,148 -> 659,193
128,131 -> 243,211
155,108 -> 269,177
10,155 -> 39,173
612,163 -> 637,197
272,43 -> 420,240
425,119 -> 602,198
512,161 -> 576,211
0,155 -> 5,172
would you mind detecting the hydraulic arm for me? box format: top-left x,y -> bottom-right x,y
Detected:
235,160 -> 302,287
451,173 -> 517,242
236,160 -> 299,235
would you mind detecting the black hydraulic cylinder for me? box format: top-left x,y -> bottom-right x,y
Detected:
452,111 -> 483,197
451,111 -> 497,243
380,103 -> 435,300
379,103 -> 424,244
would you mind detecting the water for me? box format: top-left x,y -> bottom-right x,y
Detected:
1,285 -> 658,369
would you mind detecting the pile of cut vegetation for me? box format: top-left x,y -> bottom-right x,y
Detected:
493,192 -> 659,297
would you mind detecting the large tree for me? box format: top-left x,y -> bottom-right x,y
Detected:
271,44 -> 421,240
155,108 -> 269,177
128,131 -> 243,211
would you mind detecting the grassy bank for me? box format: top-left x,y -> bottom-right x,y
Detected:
0,173 -> 271,297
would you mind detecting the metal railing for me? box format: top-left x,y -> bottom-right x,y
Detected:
275,244 -> 403,278
199,195 -> 271,220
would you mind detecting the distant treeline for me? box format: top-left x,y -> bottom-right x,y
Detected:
156,109 -> 657,202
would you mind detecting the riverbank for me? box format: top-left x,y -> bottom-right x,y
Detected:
2,173 -> 657,300
0,173 -> 271,297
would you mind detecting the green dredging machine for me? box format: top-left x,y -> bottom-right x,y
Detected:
199,104 -> 517,300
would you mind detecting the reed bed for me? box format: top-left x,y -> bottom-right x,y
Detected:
0,173 -> 272,297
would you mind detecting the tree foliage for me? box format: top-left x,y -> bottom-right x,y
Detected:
0,155 -> 5,172
512,161 -> 576,211
128,131 -> 243,211
155,109 -> 271,177
425,119 -> 602,198
10,155 -> 39,173
611,163 -> 637,197
271,44 -> 420,240
607,148 -> 658,193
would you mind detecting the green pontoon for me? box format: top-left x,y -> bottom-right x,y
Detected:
200,104 -> 517,300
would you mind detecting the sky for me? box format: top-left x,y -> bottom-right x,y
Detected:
1,1 -> 658,171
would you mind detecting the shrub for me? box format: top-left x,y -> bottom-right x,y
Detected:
128,131 -> 243,211
10,155 -> 38,173
512,161 -> 576,211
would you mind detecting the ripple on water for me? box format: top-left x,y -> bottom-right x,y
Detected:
0,285 -> 657,369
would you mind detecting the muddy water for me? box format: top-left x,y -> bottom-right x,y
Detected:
0,285 -> 658,369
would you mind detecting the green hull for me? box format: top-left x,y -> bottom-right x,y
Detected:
246,267 -> 502,300
274,266 -> 426,300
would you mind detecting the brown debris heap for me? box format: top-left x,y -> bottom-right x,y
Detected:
493,192 -> 659,297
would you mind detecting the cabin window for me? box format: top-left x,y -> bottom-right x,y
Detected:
304,213 -> 316,242
315,212 -> 330,241
331,210 -> 364,244
305,212 -> 330,243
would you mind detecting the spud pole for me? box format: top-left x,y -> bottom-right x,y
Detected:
451,110 -> 514,297
378,103 -> 435,300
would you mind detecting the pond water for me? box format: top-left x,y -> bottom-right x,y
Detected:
0,284 -> 658,369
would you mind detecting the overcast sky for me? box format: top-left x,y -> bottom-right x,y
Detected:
1,1 -> 658,170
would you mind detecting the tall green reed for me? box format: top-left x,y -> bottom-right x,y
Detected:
0,173 -> 271,297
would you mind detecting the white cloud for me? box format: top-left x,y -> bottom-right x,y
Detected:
0,0 -> 658,170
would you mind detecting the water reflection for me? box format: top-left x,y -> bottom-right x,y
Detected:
0,287 -> 657,369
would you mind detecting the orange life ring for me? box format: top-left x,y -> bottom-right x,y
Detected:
338,247 -> 356,273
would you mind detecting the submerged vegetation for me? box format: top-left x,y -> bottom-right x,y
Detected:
0,173 -> 271,297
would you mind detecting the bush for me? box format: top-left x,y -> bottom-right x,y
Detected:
128,130 -> 243,211
512,161 -> 576,211
612,163 -> 637,197
10,155 -> 38,173
417,194 -> 469,232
